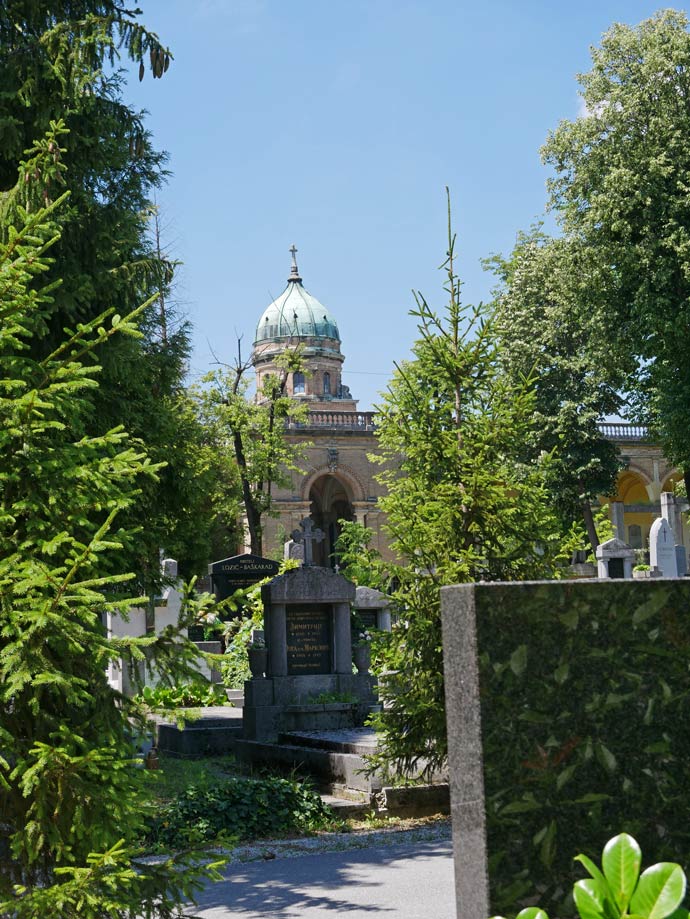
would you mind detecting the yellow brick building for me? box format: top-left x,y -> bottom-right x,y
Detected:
251,251 -> 687,566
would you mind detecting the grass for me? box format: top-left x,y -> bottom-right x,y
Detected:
144,755 -> 242,807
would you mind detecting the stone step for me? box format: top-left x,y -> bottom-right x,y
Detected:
231,737 -> 382,793
225,689 -> 244,708
319,793 -> 372,818
280,728 -> 378,756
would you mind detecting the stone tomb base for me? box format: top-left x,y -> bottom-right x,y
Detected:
242,672 -> 378,741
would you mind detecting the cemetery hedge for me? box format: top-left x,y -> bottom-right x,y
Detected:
473,580 -> 690,915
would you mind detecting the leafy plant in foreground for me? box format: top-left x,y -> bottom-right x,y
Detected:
491,833 -> 688,919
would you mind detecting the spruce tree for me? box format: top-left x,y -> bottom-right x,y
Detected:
0,3 -> 214,585
369,196 -> 560,776
0,126 -> 220,918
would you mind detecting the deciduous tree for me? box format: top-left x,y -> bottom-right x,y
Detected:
489,228 -> 629,551
542,9 -> 690,493
194,347 -> 307,557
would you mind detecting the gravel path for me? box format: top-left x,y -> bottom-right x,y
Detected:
215,818 -> 452,864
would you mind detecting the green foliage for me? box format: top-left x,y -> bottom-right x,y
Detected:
334,519 -> 386,588
541,9 -> 690,490
491,832 -> 688,919
0,843 -> 221,919
0,2 -> 219,587
556,503 -> 616,569
138,682 -> 228,710
221,583 -> 265,689
307,691 -> 358,704
473,580 -> 690,914
0,134 -> 221,914
148,776 -> 334,849
489,229 -> 627,548
193,361 -> 308,556
367,193 -> 562,778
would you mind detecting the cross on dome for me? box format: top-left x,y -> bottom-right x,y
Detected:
288,243 -> 302,282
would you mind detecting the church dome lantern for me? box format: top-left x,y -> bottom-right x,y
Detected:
251,246 -> 357,411
254,245 -> 340,346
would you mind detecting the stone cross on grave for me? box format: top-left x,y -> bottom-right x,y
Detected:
290,517 -> 324,567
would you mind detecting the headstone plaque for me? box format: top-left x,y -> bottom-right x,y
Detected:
286,605 -> 332,675
209,554 -> 280,602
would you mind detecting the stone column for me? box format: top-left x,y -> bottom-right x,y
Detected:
610,501 -> 625,541
333,601 -> 352,674
660,492 -> 677,539
266,603 -> 287,676
351,501 -> 370,525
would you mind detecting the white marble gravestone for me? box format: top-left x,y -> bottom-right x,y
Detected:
650,517 -> 678,577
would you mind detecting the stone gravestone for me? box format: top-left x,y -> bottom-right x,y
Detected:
439,584 -> 490,919
190,553 -> 280,642
595,537 -> 634,579
650,517 -> 679,577
242,517 -> 378,741
660,492 -> 688,576
209,553 -> 280,601
352,585 -> 392,635
610,501 -> 626,541
284,538 -> 304,564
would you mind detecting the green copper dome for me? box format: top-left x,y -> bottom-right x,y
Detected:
254,247 -> 340,345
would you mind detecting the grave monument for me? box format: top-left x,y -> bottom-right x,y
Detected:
242,517 -> 378,741
595,537 -> 635,579
650,516 -> 679,577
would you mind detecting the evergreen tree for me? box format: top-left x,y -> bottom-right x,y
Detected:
369,196 -> 561,777
0,3 -> 211,586
0,126 -> 220,917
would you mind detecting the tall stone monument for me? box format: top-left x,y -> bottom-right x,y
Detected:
242,518 -> 378,741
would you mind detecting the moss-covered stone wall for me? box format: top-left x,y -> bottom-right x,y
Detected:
470,580 -> 690,914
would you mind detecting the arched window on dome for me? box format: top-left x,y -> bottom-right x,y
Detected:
323,372 -> 331,395
293,371 -> 305,394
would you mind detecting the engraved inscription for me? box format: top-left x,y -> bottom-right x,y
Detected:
286,606 -> 332,675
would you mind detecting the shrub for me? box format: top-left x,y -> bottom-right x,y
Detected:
138,682 -> 228,709
148,776 -> 334,848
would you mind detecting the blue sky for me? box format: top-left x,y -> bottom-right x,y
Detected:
129,1 -> 679,409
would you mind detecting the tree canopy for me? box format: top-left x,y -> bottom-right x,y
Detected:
0,2 -> 221,584
489,228 -> 628,550
542,9 -> 690,492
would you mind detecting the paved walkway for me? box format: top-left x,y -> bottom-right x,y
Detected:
187,825 -> 455,918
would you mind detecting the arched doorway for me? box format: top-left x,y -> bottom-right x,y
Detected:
308,474 -> 354,567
